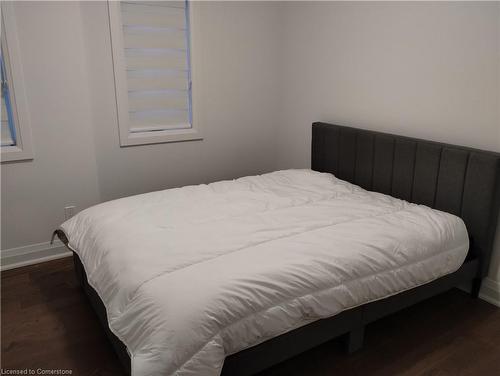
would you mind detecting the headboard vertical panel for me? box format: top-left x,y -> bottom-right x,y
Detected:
434,149 -> 469,215
372,135 -> 394,195
311,125 -> 324,172
354,133 -> 375,190
312,122 -> 500,279
392,140 -> 417,201
324,126 -> 340,176
411,144 -> 442,207
338,128 -> 357,182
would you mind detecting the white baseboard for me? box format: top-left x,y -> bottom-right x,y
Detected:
479,277 -> 500,307
1,240 -> 72,271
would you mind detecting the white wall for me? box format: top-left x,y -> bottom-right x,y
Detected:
1,1 -> 282,250
276,2 -> 500,291
1,2 -> 101,249
277,1 -> 499,168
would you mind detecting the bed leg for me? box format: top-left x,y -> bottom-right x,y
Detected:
345,326 -> 364,354
471,277 -> 482,299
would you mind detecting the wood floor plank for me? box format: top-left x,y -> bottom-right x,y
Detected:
1,257 -> 499,375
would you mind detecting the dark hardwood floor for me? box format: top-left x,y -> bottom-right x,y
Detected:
2,257 -> 500,376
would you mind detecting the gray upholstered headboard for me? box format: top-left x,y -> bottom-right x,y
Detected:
311,122 -> 500,278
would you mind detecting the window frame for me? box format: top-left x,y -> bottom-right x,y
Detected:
1,2 -> 34,163
108,0 -> 202,147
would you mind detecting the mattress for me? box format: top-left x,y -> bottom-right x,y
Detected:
59,169 -> 469,376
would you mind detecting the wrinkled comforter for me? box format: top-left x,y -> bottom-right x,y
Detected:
60,169 -> 468,376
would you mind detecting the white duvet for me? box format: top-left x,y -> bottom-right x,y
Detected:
60,169 -> 469,376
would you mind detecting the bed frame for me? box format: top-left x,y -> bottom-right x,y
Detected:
56,122 -> 500,376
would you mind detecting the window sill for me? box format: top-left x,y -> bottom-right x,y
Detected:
1,145 -> 34,163
119,127 -> 203,147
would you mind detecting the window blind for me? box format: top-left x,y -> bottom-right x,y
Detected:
120,1 -> 192,133
1,47 -> 15,147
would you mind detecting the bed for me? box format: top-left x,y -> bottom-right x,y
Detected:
54,122 -> 500,376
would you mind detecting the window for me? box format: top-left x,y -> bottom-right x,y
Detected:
108,0 -> 201,147
1,2 -> 34,162
1,47 -> 16,147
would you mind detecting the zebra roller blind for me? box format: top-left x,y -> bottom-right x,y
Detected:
0,1 -> 34,161
1,46 -> 16,147
110,1 -> 195,145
